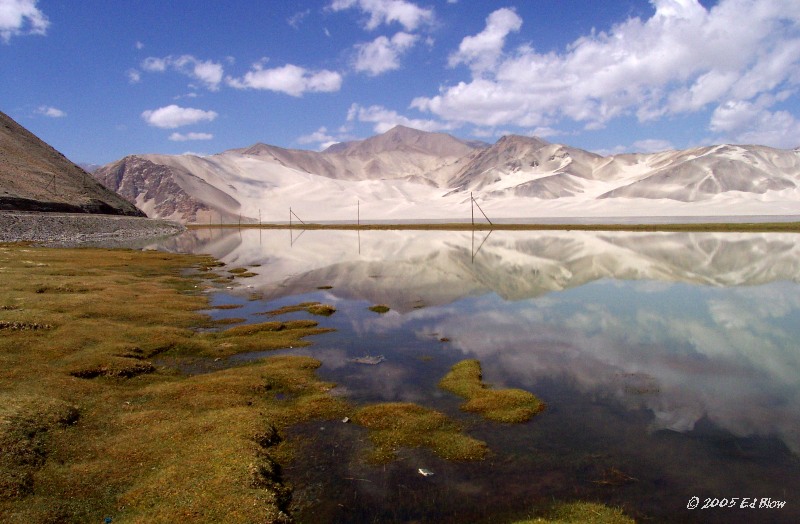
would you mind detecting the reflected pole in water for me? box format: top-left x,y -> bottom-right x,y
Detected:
470,192 -> 494,263
472,229 -> 493,263
290,228 -> 307,247
357,200 -> 361,254
288,206 -> 308,247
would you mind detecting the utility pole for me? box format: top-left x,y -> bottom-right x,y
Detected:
471,192 -> 493,226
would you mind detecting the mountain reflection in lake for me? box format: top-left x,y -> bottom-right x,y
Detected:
158,228 -> 800,523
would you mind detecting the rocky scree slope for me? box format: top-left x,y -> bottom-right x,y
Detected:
0,111 -> 144,216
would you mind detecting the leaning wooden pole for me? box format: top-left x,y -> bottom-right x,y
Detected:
290,208 -> 307,225
471,193 -> 493,226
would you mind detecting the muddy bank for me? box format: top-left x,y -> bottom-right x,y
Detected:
0,211 -> 183,246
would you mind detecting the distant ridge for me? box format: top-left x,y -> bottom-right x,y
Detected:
323,125 -> 479,158
93,125 -> 800,223
0,111 -> 144,216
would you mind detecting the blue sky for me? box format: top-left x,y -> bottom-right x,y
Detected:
2,0 -> 799,165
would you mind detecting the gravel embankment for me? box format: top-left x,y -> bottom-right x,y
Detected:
0,211 -> 184,246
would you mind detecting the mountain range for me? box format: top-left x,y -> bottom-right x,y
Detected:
0,111 -> 143,216
75,125 -> 800,223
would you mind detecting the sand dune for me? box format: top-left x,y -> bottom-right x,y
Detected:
95,126 -> 800,223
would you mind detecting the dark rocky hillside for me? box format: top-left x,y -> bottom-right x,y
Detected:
0,110 -> 144,216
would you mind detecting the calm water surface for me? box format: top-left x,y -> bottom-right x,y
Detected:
157,228 -> 800,523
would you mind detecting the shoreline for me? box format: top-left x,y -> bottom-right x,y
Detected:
0,211 -> 184,245
188,221 -> 800,233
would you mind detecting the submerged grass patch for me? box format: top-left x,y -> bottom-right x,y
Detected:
0,244 -> 343,523
512,501 -> 636,523
351,402 -> 488,464
261,301 -> 337,317
368,304 -> 391,314
439,359 -> 545,423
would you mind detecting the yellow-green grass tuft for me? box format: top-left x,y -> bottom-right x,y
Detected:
352,402 -> 488,463
368,304 -> 390,314
0,396 -> 79,500
261,302 -> 337,317
439,359 -> 545,423
305,304 -> 336,316
511,501 -> 636,523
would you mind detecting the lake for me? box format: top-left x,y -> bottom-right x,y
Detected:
157,227 -> 800,523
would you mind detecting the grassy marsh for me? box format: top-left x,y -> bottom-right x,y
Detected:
0,244 -> 343,522
351,402 -> 488,464
0,243 -> 636,522
439,359 -> 545,423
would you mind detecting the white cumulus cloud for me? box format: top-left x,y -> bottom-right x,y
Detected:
296,126 -> 352,150
141,56 -> 168,72
141,105 -> 218,129
354,31 -> 418,76
140,55 -> 224,90
329,0 -> 434,31
168,132 -> 214,141
297,126 -> 335,145
632,138 -> 675,153
227,63 -> 342,97
710,99 -> 800,148
347,103 -> 451,134
35,105 -> 65,118
127,69 -> 141,84
411,0 -> 800,148
288,9 -> 310,29
448,7 -> 522,74
0,0 -> 48,42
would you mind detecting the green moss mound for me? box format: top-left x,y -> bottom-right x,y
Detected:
368,304 -> 390,314
439,359 -> 545,423
512,501 -> 636,523
352,402 -> 488,463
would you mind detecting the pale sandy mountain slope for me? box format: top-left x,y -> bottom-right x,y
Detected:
94,126 -> 800,223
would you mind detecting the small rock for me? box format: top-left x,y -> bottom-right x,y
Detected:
418,468 -> 434,477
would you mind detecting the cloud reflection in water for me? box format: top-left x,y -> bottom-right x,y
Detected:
160,228 -> 800,452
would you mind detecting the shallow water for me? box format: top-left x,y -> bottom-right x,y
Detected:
157,228 -> 800,523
